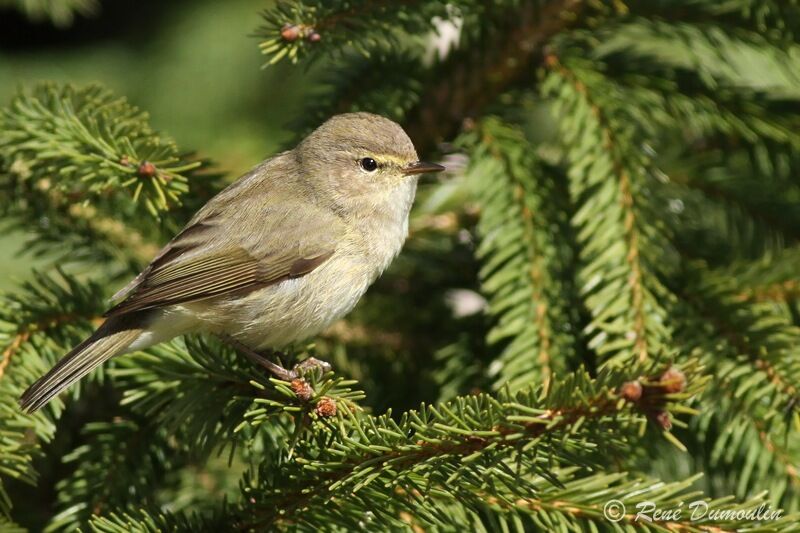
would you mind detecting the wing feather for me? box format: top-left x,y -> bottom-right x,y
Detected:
105,207 -> 340,317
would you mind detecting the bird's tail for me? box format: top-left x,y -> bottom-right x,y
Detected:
19,314 -> 146,413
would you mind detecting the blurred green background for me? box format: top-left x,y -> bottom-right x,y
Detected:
0,0 -> 314,288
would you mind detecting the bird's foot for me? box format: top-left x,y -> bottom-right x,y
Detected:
291,357 -> 333,377
220,335 -> 332,381
256,354 -> 333,381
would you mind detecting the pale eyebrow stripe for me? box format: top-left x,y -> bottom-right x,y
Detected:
379,155 -> 409,166
337,148 -> 410,167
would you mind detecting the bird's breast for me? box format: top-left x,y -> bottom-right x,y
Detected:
186,184 -> 416,349
189,251 -> 387,349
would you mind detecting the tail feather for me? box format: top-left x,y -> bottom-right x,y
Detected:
19,316 -> 144,413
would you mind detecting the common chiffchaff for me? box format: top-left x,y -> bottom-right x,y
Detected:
21,112 -> 444,412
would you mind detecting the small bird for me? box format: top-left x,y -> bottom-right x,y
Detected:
20,113 -> 444,412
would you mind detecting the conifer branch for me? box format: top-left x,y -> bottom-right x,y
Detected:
258,0 -> 442,65
689,398 -> 800,506
543,56 -> 675,366
670,269 -> 800,502
0,272 -> 105,386
464,118 -> 576,390
239,362 -> 703,530
592,18 -> 800,99
5,2 -> 800,528
726,247 -> 800,303
706,0 -> 800,43
0,271 -> 108,517
674,274 -> 800,406
753,418 -> 800,490
554,58 -> 646,362
0,83 -> 219,275
740,280 -> 800,303
0,84 -> 203,217
260,0 -> 588,153
404,0 -> 586,152
48,419 -> 175,531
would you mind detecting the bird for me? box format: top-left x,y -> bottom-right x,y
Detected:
19,112 -> 444,412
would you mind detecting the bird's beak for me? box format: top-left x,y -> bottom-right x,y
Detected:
402,161 -> 446,175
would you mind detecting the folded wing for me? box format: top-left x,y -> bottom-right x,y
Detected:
106,202 -> 341,317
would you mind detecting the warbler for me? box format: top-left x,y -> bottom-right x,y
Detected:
20,113 -> 444,412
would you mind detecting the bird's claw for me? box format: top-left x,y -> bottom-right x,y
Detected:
290,357 -> 333,378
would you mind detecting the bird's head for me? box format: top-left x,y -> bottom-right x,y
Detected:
295,112 -> 444,211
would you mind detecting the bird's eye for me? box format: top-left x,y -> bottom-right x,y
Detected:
359,157 -> 378,172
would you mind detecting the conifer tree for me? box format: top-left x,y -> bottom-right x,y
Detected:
2,0 -> 800,530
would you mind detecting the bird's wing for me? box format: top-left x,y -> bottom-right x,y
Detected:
104,202 -> 341,317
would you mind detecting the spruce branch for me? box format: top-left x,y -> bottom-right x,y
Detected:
0,270 -> 106,386
403,0 -> 587,153
237,361 -> 704,530
543,56 -> 676,366
670,268 -> 800,504
0,83 -> 218,273
0,270 -> 107,517
592,18 -> 800,99
480,470 -> 798,532
114,336 -> 364,460
462,118 -> 577,391
740,280 -> 800,304
259,0 -> 589,153
752,418 -> 800,492
693,401 -> 800,507
730,0 -> 800,42
591,67 -> 800,150
673,269 -> 800,410
257,0 -> 445,65
725,246 -> 800,304
89,468 -> 800,532
671,154 -> 800,251
89,506 -> 229,532
47,418 -> 177,531
0,83 -> 203,217
681,0 -> 800,43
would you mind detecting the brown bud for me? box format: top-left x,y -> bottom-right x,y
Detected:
620,380 -> 643,402
315,397 -> 337,417
137,161 -> 157,178
660,367 -> 686,394
281,24 -> 300,42
290,378 -> 313,401
119,155 -> 131,167
654,411 -> 672,430
307,30 -> 321,43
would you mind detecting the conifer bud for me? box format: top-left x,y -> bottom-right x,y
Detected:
281,24 -> 300,42
654,411 -> 672,430
620,380 -> 643,402
291,378 -> 313,401
307,30 -> 321,43
137,161 -> 157,178
660,367 -> 686,394
315,397 -> 337,417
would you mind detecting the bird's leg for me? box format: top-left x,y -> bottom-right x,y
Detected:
219,335 -> 295,381
219,335 -> 332,380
